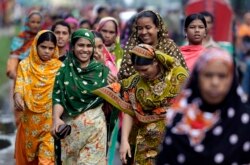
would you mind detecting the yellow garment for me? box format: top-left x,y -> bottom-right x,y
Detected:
14,30 -> 62,162
15,30 -> 62,113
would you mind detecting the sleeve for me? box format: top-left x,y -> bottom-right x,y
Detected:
14,63 -> 25,97
52,68 -> 65,106
10,36 -> 24,57
172,66 -> 189,94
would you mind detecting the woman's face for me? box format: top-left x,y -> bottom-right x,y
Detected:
186,19 -> 206,45
93,37 -> 104,62
134,60 -> 159,80
28,14 -> 42,34
136,17 -> 159,46
73,38 -> 93,67
37,41 -> 55,61
99,21 -> 117,47
198,61 -> 233,105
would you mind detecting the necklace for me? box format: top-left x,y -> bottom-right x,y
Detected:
148,71 -> 167,96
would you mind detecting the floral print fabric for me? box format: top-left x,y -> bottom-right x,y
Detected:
61,105 -> 107,165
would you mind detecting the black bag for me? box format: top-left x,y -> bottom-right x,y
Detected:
55,124 -> 71,139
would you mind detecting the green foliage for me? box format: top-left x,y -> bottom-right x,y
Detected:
0,36 -> 11,86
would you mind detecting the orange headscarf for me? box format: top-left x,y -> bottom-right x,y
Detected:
15,30 -> 62,113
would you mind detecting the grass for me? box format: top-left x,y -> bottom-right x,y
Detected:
0,35 -> 12,86
0,25 -> 20,87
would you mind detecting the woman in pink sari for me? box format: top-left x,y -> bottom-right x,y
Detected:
92,31 -> 118,75
180,13 -> 207,72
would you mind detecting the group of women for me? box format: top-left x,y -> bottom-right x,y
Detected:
7,8 -> 250,165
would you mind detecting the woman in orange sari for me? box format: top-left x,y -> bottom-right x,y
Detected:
13,30 -> 62,164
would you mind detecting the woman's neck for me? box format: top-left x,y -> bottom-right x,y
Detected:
80,60 -> 90,68
59,47 -> 67,57
188,42 -> 203,46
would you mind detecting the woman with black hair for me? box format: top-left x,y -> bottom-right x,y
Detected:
14,30 -> 62,164
93,44 -> 188,164
180,13 -> 207,71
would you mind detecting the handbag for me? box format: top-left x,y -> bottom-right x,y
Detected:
55,124 -> 71,139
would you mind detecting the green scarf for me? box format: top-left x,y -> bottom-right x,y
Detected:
53,29 -> 109,117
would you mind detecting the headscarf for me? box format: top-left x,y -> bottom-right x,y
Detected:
14,30 -> 62,113
118,10 -> 188,79
96,17 -> 123,66
10,10 -> 43,60
157,48 -> 250,165
103,46 -> 118,75
53,29 -> 109,117
64,17 -> 79,29
96,17 -> 120,37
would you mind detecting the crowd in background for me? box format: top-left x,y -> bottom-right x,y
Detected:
2,0 -> 250,164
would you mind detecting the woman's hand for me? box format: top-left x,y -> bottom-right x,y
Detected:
119,140 -> 131,164
107,72 -> 118,84
51,117 -> 65,138
13,93 -> 24,111
7,69 -> 17,79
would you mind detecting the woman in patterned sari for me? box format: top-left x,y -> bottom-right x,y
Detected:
52,29 -> 109,164
118,10 -> 187,80
14,30 -> 62,164
93,44 -> 188,164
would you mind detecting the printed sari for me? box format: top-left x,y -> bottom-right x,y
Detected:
14,30 -> 62,164
93,50 -> 188,164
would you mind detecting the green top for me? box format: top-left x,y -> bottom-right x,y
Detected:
53,28 -> 109,117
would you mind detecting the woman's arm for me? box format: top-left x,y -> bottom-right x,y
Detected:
51,104 -> 65,136
51,69 -> 66,136
120,113 -> 133,164
13,64 -> 25,110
